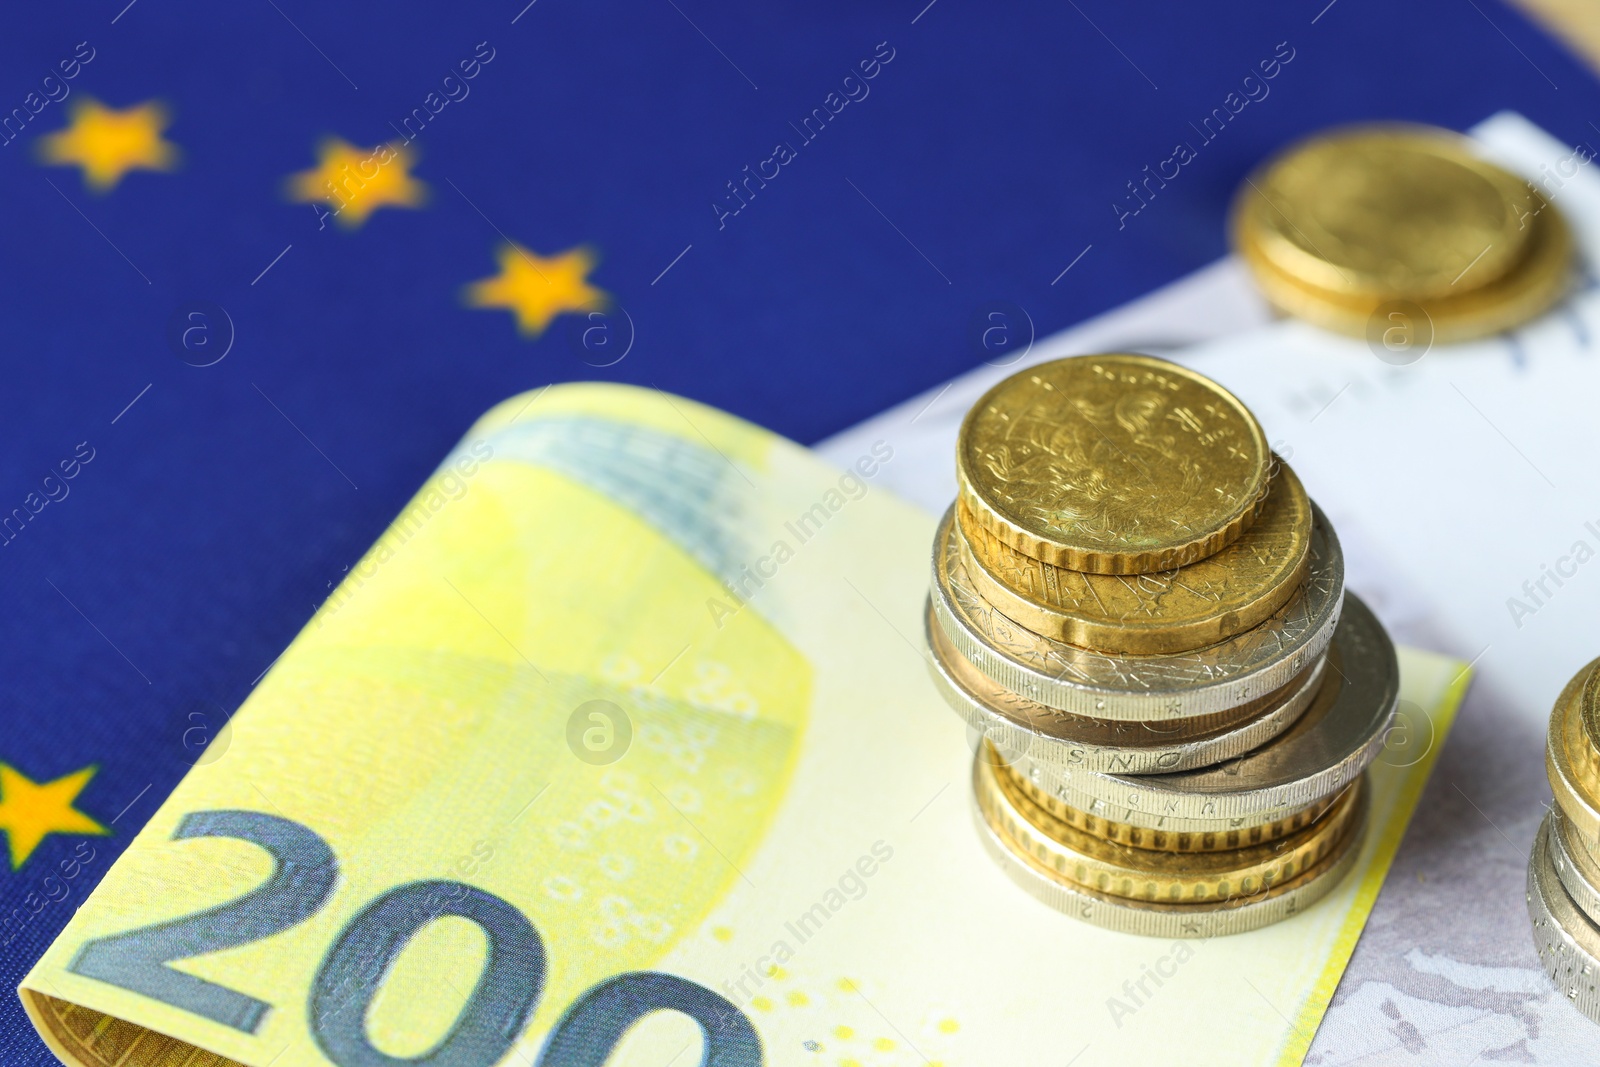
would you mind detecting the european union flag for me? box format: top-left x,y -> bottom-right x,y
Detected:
3,0 -> 1598,1060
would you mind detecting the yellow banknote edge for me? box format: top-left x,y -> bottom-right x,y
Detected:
1271,647 -> 1471,1067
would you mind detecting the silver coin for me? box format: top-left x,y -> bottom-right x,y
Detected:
930,503 -> 1344,721
972,780 -> 1366,938
926,599 -> 1328,775
1014,594 -> 1397,823
1528,815 -> 1600,1026
1548,809 -> 1600,931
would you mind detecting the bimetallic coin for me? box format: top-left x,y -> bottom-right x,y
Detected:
930,504 -> 1344,721
1235,125 -> 1535,301
1549,808 -> 1600,929
956,355 -> 1271,575
929,604 -> 1327,775
1013,595 -> 1398,822
974,773 -> 1366,938
974,746 -> 1363,903
1528,815 -> 1600,1026
957,460 -> 1312,655
1546,658 -> 1600,844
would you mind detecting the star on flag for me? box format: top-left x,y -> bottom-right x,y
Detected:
0,763 -> 108,870
37,98 -> 178,191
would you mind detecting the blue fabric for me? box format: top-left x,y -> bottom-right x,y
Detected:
2,0 -> 1597,1059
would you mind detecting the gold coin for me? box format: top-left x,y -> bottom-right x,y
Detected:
1546,657 -> 1600,842
1232,124 -> 1573,342
991,744 -> 1340,852
1242,198 -> 1572,343
1236,124 -> 1534,300
958,459 -> 1310,654
976,780 -> 1365,937
973,743 -> 1363,902
956,355 -> 1271,575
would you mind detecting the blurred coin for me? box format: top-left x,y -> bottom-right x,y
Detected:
1012,595 -> 1397,822
1549,807 -> 1600,929
1546,658 -> 1600,842
928,604 -> 1326,774
930,504 -> 1343,721
956,355 -> 1270,575
1528,814 -> 1600,1025
958,460 -> 1311,655
1232,124 -> 1572,342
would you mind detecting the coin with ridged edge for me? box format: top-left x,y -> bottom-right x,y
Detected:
956,355 -> 1271,575
1546,657 -> 1600,843
957,460 -> 1312,655
928,602 -> 1327,775
1548,808 -> 1600,930
930,503 -> 1344,721
1528,815 -> 1600,1026
1011,595 -> 1397,823
992,746 -> 1343,853
973,772 -> 1367,938
973,744 -> 1364,903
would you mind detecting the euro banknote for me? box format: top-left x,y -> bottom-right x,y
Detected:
19,383 -> 1467,1067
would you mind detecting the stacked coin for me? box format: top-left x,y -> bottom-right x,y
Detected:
1528,658 -> 1600,1023
1230,123 -> 1573,344
925,354 -> 1400,936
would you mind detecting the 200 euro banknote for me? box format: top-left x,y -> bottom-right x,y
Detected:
19,383 -> 1466,1067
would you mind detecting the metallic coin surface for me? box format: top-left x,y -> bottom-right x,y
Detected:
1241,199 -> 1573,344
956,355 -> 1270,575
958,460 -> 1312,654
930,605 -> 1327,775
930,503 -> 1344,720
994,746 -> 1343,852
1232,125 -> 1574,343
974,746 -> 1364,903
1528,816 -> 1600,1026
1549,808 -> 1600,930
974,775 -> 1366,938
1547,658 -> 1600,843
1235,125 -> 1535,301
1013,595 -> 1398,821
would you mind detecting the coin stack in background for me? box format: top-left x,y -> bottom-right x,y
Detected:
924,354 -> 1401,937
1528,658 -> 1600,1024
1230,123 -> 1574,345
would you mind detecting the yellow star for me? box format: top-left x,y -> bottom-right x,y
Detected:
464,243 -> 609,336
37,98 -> 179,192
0,763 -> 108,870
286,137 -> 428,229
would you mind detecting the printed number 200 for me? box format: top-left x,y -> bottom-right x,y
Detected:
67,810 -> 762,1067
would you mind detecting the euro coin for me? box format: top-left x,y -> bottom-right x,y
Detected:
957,460 -> 1312,655
1528,815 -> 1600,1025
1546,658 -> 1600,843
956,355 -> 1271,575
991,744 -> 1344,853
1013,595 -> 1398,822
1548,808 -> 1600,929
973,744 -> 1364,902
1232,123 -> 1573,342
929,503 -> 1344,721
974,770 -> 1366,938
928,604 -> 1327,775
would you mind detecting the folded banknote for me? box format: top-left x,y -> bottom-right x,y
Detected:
19,384 -> 1467,1067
